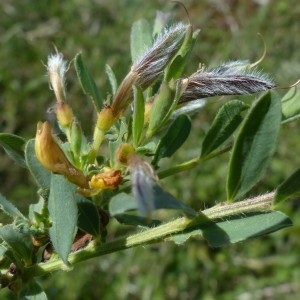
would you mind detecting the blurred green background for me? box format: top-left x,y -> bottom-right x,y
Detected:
1,0 -> 300,299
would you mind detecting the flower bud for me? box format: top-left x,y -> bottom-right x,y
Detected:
116,143 -> 135,166
95,106 -> 116,132
92,106 -> 116,152
56,101 -> 74,128
179,61 -> 276,103
143,97 -> 154,125
70,120 -> 84,156
90,169 -> 122,190
111,23 -> 187,118
35,121 -> 89,189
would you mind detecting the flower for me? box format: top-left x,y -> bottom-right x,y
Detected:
35,121 -> 89,189
90,169 -> 122,190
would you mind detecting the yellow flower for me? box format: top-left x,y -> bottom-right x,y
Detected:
90,169 -> 122,190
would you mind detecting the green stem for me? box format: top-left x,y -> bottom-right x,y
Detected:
92,127 -> 105,156
158,157 -> 199,179
25,191 -> 274,278
158,144 -> 232,179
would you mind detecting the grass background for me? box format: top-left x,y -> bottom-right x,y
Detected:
1,0 -> 300,299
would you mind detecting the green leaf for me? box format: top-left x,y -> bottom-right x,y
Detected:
48,174 -> 78,264
28,196 -> 48,224
109,193 -> 136,216
105,64 -> 118,96
76,195 -> 100,236
227,92 -> 281,201
130,19 -> 152,63
273,168 -> 300,206
152,11 -> 170,36
0,224 -> 33,267
152,114 -> 191,165
173,211 -> 292,247
165,26 -> 199,81
0,193 -> 26,219
172,99 -> 207,119
109,184 -> 196,217
147,81 -> 173,137
136,141 -> 156,155
0,133 -> 26,168
25,139 -> 51,189
152,184 -> 196,216
20,279 -> 48,300
0,244 -> 6,257
204,211 -> 292,247
115,214 -> 162,227
201,100 -> 248,158
69,121 -> 88,159
281,86 -> 300,122
132,85 -> 145,147
74,53 -> 102,110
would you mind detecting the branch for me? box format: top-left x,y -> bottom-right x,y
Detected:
25,192 -> 274,279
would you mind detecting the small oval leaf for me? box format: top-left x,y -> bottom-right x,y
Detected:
74,53 -> 102,110
20,279 -> 48,300
48,174 -> 78,264
25,139 -> 51,189
130,19 -> 152,64
204,211 -> 292,247
227,92 -> 281,201
147,81 -> 173,137
281,86 -> 300,122
76,195 -> 100,236
105,64 -> 118,96
201,100 -> 248,158
273,168 -> 300,206
152,114 -> 191,165
109,193 -> 137,216
109,184 -> 196,217
0,224 -> 33,267
0,133 -> 26,168
172,211 -> 292,247
0,193 -> 26,219
165,25 -> 199,81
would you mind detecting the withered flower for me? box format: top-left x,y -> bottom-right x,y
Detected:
47,53 -> 74,128
47,53 -> 67,104
35,121 -> 88,189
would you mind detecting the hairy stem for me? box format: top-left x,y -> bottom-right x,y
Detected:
26,191 -> 274,278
